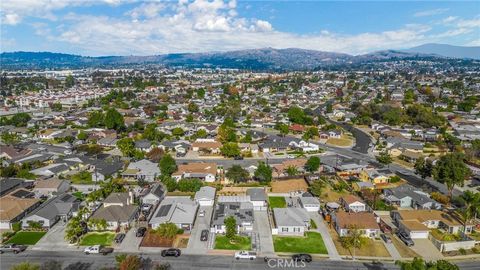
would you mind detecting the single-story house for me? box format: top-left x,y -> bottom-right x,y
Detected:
33,179 -> 70,197
122,159 -> 160,182
272,207 -> 310,236
384,184 -> 441,210
212,200 -> 254,234
0,192 -> 40,229
334,211 -> 380,238
90,192 -> 138,231
172,162 -> 217,182
149,196 -> 198,231
22,194 -> 80,229
299,194 -> 320,212
340,195 -> 367,212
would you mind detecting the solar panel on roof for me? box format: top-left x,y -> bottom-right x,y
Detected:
156,204 -> 172,217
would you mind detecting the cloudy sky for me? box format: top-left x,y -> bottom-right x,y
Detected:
1,0 -> 479,56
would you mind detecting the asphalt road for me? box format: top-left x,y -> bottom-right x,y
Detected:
2,250 -> 479,270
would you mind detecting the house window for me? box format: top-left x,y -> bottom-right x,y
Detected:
282,227 -> 289,232
293,227 -> 300,232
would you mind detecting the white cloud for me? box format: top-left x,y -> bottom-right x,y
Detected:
127,2 -> 165,19
3,13 -> 20,25
414,8 -> 449,17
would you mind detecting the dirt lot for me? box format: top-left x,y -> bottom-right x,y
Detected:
271,179 -> 308,193
140,230 -> 174,247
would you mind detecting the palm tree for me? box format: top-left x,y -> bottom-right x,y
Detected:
460,191 -> 480,234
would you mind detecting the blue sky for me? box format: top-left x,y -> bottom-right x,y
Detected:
1,0 -> 479,56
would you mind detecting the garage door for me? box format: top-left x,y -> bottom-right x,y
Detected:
0,221 -> 11,230
409,231 -> 429,239
254,206 -> 267,211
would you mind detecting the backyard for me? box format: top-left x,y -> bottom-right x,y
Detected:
271,179 -> 308,193
5,231 -> 46,245
79,232 -> 115,246
214,235 -> 251,250
273,232 -> 327,254
268,196 -> 286,208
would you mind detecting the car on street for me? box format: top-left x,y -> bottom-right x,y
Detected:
114,233 -> 125,244
161,248 -> 181,257
0,244 -> 27,254
136,227 -> 147,237
381,233 -> 392,243
83,245 -> 114,255
234,156 -> 244,160
200,230 -> 209,241
235,251 -> 257,260
198,210 -> 205,217
292,254 -> 312,262
397,231 -> 414,246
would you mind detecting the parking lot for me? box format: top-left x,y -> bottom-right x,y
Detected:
186,205 -> 214,254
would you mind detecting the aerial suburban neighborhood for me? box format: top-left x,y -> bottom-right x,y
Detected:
1,1 -> 480,270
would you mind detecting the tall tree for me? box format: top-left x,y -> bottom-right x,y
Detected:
104,108 -> 124,131
432,152 -> 471,201
220,142 -> 240,157
224,216 -> 237,240
459,190 -> 480,233
159,154 -> 177,176
305,156 -> 321,173
116,138 -> 135,157
414,157 -> 433,179
226,165 -> 250,183
254,162 -> 272,183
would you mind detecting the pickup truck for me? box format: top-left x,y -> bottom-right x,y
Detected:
235,250 -> 257,260
0,244 -> 27,254
83,245 -> 114,255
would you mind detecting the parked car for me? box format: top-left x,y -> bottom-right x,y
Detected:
200,230 -> 209,241
292,254 -> 312,262
114,233 -> 125,244
198,210 -> 206,217
161,248 -> 181,257
83,245 -> 114,255
136,227 -> 147,237
397,231 -> 414,246
0,244 -> 27,254
381,233 -> 392,243
234,156 -> 244,160
235,251 -> 257,260
141,204 -> 152,212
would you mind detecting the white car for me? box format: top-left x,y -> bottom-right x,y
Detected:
83,245 -> 114,255
235,250 -> 257,260
198,210 -> 205,217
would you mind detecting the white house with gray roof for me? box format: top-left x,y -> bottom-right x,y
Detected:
122,159 -> 160,182
212,201 -> 254,234
272,207 -> 310,236
194,186 -> 216,206
149,196 -> 198,231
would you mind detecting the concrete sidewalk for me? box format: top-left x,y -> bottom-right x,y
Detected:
309,212 -> 341,260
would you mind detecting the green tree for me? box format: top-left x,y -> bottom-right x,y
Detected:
104,108 -> 124,131
154,222 -> 180,239
395,257 -> 459,270
1,132 -> 19,144
309,180 -> 325,197
414,157 -> 433,179
171,127 -> 184,137
224,216 -> 237,240
376,151 -> 392,167
177,178 -> 203,192
303,127 -> 319,141
459,190 -> 480,233
87,111 -> 104,127
285,165 -> 299,176
161,176 -> 177,192
77,131 -> 88,140
10,113 -> 31,127
187,102 -> 199,113
196,88 -> 206,98
287,106 -> 306,124
432,152 -> 471,201
195,129 -> 208,139
51,103 -> 62,112
305,156 -> 321,173
220,142 -> 241,157
226,165 -> 250,183
116,138 -> 135,157
118,255 -> 142,270
277,123 -> 289,136
254,162 -> 272,183
159,154 -> 177,176
339,225 -> 366,260
65,75 -> 75,88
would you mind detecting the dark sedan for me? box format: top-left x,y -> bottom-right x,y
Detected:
161,248 -> 181,257
292,254 -> 312,262
200,230 -> 209,241
136,227 -> 147,237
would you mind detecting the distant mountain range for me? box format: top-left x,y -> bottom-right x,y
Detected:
1,43 -> 478,71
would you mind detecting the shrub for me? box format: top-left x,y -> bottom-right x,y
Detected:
310,219 -> 317,229
459,248 -> 467,255
12,222 -> 22,232
431,192 -> 449,205
389,176 -> 401,183
471,247 -> 479,254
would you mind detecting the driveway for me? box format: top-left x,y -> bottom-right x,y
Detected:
32,222 -> 72,251
186,205 -> 213,254
253,211 -> 274,256
117,228 -> 142,252
410,239 -> 444,260
308,212 -> 341,260
382,239 -> 401,260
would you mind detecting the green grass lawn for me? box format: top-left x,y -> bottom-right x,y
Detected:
6,231 -> 46,245
214,235 -> 251,250
273,232 -> 327,254
269,196 -> 286,208
79,232 -> 115,246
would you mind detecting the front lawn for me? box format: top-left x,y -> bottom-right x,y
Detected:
273,232 -> 327,254
214,235 -> 251,250
269,196 -> 286,208
6,231 -> 46,245
79,232 -> 115,246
